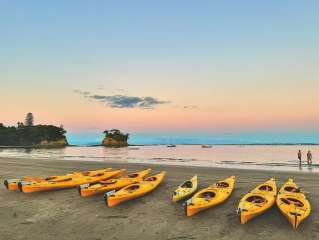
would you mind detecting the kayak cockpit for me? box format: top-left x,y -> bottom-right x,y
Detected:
145,177 -> 157,182
181,181 -> 193,188
258,185 -> 273,191
284,186 -> 301,193
100,179 -> 118,186
280,198 -> 304,207
127,173 -> 139,178
216,182 -> 229,188
125,185 -> 140,193
246,195 -> 266,204
198,191 -> 216,200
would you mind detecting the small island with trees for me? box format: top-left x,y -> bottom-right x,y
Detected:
0,113 -> 68,148
102,129 -> 129,147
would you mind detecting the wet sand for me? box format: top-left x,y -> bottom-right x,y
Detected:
0,157 -> 318,240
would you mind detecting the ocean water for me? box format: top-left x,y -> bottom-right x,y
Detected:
0,145 -> 318,173
66,132 -> 319,146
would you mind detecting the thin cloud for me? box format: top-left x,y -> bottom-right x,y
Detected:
74,89 -> 90,96
74,90 -> 169,109
183,105 -> 198,109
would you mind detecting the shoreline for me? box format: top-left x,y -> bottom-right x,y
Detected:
1,156 -> 318,175
0,157 -> 318,240
1,142 -> 319,149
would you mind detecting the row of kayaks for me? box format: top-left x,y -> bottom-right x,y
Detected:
239,178 -> 311,229
173,175 -> 310,229
4,168 -> 166,207
4,169 -> 311,229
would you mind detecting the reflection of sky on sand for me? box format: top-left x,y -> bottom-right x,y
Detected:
0,145 -> 318,172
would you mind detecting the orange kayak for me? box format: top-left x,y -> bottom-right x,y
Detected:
276,179 -> 311,229
237,178 -> 277,224
185,176 -> 235,217
4,168 -> 113,191
79,169 -> 151,197
106,171 -> 166,207
19,169 -> 125,193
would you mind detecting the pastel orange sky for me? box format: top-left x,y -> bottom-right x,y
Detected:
1,1 -> 319,135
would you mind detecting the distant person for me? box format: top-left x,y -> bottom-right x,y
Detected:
298,150 -> 302,165
307,150 -> 312,165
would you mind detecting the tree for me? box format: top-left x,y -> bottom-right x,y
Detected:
25,112 -> 34,126
103,129 -> 129,142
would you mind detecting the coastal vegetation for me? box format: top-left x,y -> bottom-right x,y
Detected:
102,129 -> 129,147
0,113 -> 68,147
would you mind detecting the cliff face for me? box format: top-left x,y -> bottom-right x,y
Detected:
36,138 -> 68,148
102,136 -> 128,147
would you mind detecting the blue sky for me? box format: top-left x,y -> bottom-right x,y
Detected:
1,1 -> 319,144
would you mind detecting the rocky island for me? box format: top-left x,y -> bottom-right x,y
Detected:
0,113 -> 68,148
102,129 -> 129,147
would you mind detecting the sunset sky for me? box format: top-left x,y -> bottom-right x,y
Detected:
1,1 -> 319,143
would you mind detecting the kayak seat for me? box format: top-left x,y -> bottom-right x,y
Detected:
181,181 -> 193,188
101,180 -> 117,186
285,198 -> 304,207
199,191 -> 215,200
127,174 -> 138,178
284,186 -> 301,193
90,173 -> 105,177
216,182 -> 229,188
126,185 -> 140,193
259,185 -> 273,191
246,196 -> 265,204
145,177 -> 157,182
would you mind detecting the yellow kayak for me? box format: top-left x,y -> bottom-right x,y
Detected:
4,168 -> 113,191
276,179 -> 311,229
237,178 -> 277,224
185,176 -> 235,217
106,171 -> 166,207
79,169 -> 151,197
19,169 -> 124,193
172,175 -> 198,202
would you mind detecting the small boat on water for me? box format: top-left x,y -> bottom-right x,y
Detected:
128,147 -> 140,150
201,145 -> 212,148
167,144 -> 176,148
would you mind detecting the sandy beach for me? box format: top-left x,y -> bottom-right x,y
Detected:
0,157 -> 318,240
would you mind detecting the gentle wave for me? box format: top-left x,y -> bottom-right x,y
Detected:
0,145 -> 318,172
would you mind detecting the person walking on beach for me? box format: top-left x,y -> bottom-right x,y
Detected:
307,150 -> 312,165
298,150 -> 302,165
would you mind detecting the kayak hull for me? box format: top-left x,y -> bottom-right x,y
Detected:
172,175 -> 198,203
276,179 -> 311,229
19,169 -> 124,193
79,169 -> 151,197
238,178 -> 277,224
106,171 -> 166,207
4,168 -> 112,191
186,176 -> 235,217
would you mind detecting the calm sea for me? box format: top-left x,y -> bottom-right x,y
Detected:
0,145 -> 318,172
